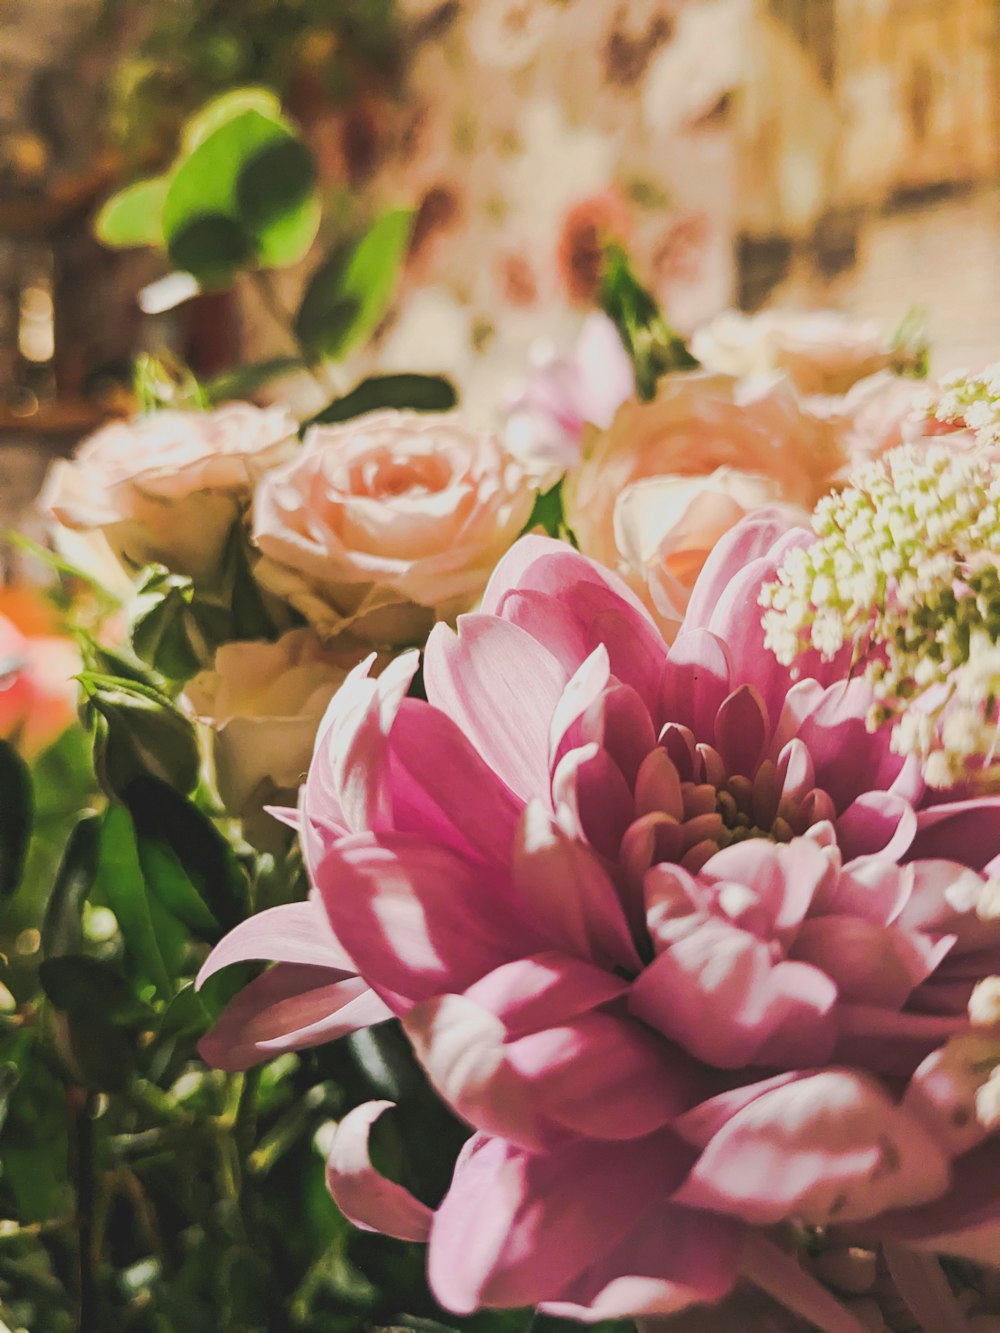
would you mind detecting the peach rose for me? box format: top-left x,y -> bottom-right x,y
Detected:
186,629 -> 361,816
692,309 -> 893,396
42,403 -> 298,580
565,372 -> 844,631
251,411 -> 535,646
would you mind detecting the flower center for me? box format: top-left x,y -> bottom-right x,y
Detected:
622,724 -> 836,878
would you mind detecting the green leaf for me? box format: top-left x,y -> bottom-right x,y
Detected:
39,957 -> 144,1090
307,373 -> 457,428
0,739 -> 31,898
40,813 -> 100,959
38,954 -> 150,1025
600,243 -> 697,400
295,208 -> 413,361
125,776 -> 249,932
520,480 -> 573,543
162,108 -> 319,286
180,86 -> 283,154
137,836 -> 219,940
94,804 -> 173,999
94,176 -> 169,250
204,356 -> 307,405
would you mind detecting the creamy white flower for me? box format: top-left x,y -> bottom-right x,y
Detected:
42,403 -> 298,580
186,629 -> 361,815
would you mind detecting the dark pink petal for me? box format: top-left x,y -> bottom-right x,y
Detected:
834,1005 -> 964,1075
327,651 -> 417,834
661,630 -> 732,742
629,917 -> 837,1069
539,1203 -> 740,1320
482,537 -> 666,705
326,1101 -> 433,1241
195,898 -> 355,987
199,967 -> 389,1071
569,684 -> 657,789
793,678 -> 906,811
463,953 -> 630,1036
699,838 -> 836,944
683,511 -> 800,636
790,916 -> 952,1007
551,743 -> 633,860
836,792 -> 917,861
910,798 -> 1000,869
389,698 -> 522,866
548,645 -> 612,768
513,803 -> 641,971
674,1072 -> 806,1149
674,1070 -> 951,1225
427,1131 -> 693,1314
405,993 -> 696,1150
317,834 -> 538,1005
643,862 -> 708,954
904,1043 -> 995,1161
875,1137 -> 1000,1243
817,858 -> 912,924
423,616 -> 567,803
714,685 -> 769,778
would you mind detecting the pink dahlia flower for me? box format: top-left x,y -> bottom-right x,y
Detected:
200,520 -> 1000,1329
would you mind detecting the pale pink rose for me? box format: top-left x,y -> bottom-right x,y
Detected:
503,313 -> 635,478
186,629 -> 362,816
613,469 -> 808,633
565,371 -> 845,603
252,411 -> 535,647
692,309 -> 893,396
42,403 -> 298,580
835,370 -> 930,463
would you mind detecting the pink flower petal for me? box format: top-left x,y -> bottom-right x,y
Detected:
661,629 -> 732,742
836,791 -> 917,861
199,967 -> 388,1071
514,803 -> 641,971
714,684 -> 769,778
911,798 -> 1000,869
630,916 -> 837,1069
195,898 -> 355,988
427,1131 -> 693,1314
317,833 -> 538,1006
674,1070 -> 951,1225
424,615 -> 567,803
326,1101 -> 433,1241
540,1203 -> 740,1320
389,698 -> 523,865
740,1233 -> 869,1333
463,953 -> 630,1035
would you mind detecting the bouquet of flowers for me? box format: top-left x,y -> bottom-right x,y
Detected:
11,157 -> 1000,1328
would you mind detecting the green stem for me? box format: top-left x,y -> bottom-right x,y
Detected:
69,1087 -> 99,1333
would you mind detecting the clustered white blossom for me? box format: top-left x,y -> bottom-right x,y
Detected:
924,364 -> 1000,448
760,441 -> 1000,786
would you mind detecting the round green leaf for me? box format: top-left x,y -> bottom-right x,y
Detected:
94,176 -> 169,250
163,108 -> 319,285
180,86 -> 283,154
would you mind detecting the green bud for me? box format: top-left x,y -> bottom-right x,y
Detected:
81,673 -> 201,798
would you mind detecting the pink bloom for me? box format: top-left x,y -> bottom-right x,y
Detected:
503,313 -> 635,476
0,602 -> 78,757
201,522 -> 1000,1327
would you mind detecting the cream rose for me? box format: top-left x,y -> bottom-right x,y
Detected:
565,372 -> 844,632
186,628 -> 361,816
42,403 -> 298,580
251,411 -> 535,646
692,309 -> 893,396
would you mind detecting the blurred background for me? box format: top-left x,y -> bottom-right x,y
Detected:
2,0 -> 999,572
